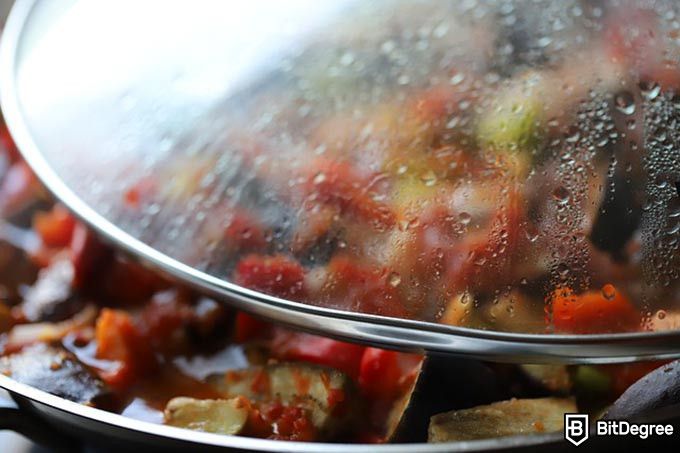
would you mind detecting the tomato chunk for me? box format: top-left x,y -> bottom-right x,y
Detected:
550,285 -> 641,334
33,205 -> 76,248
271,331 -> 365,380
233,312 -> 272,343
359,348 -> 423,400
95,309 -> 156,390
70,224 -> 112,289
234,254 -> 305,299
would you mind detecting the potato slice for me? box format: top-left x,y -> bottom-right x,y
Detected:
207,363 -> 357,438
428,397 -> 576,442
164,397 -> 249,435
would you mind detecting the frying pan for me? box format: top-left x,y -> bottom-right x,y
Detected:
3,367 -> 680,452
0,1 -> 679,452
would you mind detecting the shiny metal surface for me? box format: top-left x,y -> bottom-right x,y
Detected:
2,0 -> 680,362
0,373 -> 566,452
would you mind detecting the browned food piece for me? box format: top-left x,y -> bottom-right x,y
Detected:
207,363 -> 358,439
387,357 -> 512,442
5,305 -> 97,350
20,257 -> 84,322
164,396 -> 249,435
0,343 -> 113,408
604,361 -> 680,421
0,234 -> 38,306
428,397 -> 576,442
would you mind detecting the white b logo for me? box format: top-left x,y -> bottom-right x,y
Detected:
565,413 -> 589,447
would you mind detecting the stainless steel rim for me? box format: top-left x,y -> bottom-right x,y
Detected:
0,373 -> 563,452
2,0 -> 680,364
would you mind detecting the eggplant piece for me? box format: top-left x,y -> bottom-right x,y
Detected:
206,363 -> 358,439
428,397 -> 576,442
0,231 -> 38,306
589,173 -> 643,258
604,361 -> 680,421
387,357 -> 512,442
0,343 -> 113,408
164,397 -> 249,435
21,257 -> 84,322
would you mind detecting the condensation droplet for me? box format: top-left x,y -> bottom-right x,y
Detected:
565,126 -> 580,143
313,172 -> 326,185
552,186 -> 571,205
639,80 -> 661,100
420,170 -> 437,186
459,212 -> 472,225
614,91 -> 636,115
555,263 -> 569,277
601,283 -> 616,301
388,272 -> 402,287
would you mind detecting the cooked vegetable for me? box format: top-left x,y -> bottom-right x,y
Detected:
388,357 -> 510,442
5,305 -> 97,351
94,308 -> 156,390
270,330 -> 365,379
476,72 -> 543,154
550,286 -> 640,334
164,397 -> 249,435
206,363 -> 358,438
20,257 -> 82,322
604,361 -> 678,421
0,343 -> 113,407
428,397 -> 576,442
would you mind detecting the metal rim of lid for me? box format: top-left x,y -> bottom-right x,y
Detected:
1,0 -> 680,364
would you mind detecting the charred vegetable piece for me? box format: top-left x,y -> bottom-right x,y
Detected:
21,257 -> 83,322
207,363 -> 357,438
604,361 -> 679,421
164,396 -> 249,435
0,234 -> 38,305
388,357 -> 511,442
0,343 -> 112,407
428,397 -> 576,442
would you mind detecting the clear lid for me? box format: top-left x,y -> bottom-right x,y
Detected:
7,0 -> 680,335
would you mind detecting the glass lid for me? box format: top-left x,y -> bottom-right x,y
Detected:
1,0 -> 680,360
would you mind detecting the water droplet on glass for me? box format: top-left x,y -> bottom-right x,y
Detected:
657,310 -> 667,320
614,91 -> 636,115
459,212 -> 472,225
639,80 -> 661,100
388,272 -> 402,287
420,170 -> 437,186
555,263 -> 569,277
313,172 -> 326,185
601,283 -> 616,301
339,51 -> 355,66
552,186 -> 571,205
672,93 -> 680,109
565,126 -> 580,143
450,72 -> 465,86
